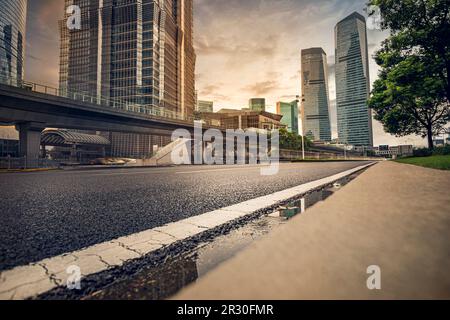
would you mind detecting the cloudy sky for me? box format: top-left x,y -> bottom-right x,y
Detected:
24,0 -> 426,146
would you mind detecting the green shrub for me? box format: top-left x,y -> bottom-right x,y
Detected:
433,145 -> 450,156
413,148 -> 433,157
413,145 -> 450,157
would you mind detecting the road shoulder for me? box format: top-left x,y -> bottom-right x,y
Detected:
174,161 -> 450,300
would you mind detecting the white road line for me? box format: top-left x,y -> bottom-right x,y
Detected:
0,162 -> 375,300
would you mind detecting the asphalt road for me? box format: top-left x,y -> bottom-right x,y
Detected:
0,162 -> 371,271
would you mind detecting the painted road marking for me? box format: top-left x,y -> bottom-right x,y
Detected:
0,162 -> 375,300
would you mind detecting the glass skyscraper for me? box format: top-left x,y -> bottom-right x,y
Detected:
59,0 -> 196,158
301,47 -> 331,142
335,12 -> 373,147
0,0 -> 27,86
249,98 -> 266,112
276,101 -> 299,135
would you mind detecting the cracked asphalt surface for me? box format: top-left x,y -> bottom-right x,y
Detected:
0,162 -> 371,271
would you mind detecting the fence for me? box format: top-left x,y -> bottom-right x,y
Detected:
0,157 -> 59,170
279,149 -> 378,161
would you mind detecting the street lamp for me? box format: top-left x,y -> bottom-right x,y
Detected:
296,95 -> 305,160
337,138 -> 347,160
344,142 -> 347,160
301,123 -> 306,161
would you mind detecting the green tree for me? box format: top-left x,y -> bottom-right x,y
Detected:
279,128 -> 311,150
367,0 -> 450,149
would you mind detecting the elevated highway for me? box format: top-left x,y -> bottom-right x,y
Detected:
0,82 -> 211,166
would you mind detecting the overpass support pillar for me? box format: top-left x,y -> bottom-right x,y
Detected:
16,122 -> 45,168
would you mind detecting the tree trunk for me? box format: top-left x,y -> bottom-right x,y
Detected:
446,60 -> 450,102
427,125 -> 434,150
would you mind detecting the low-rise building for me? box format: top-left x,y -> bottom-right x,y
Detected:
374,145 -> 413,158
197,109 -> 286,130
0,127 -> 19,157
433,139 -> 445,147
41,129 -> 111,163
0,139 -> 19,157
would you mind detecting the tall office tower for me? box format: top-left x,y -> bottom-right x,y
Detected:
335,12 -> 373,147
276,101 -> 299,135
59,0 -> 196,158
0,0 -> 27,86
301,48 -> 332,142
249,98 -> 266,112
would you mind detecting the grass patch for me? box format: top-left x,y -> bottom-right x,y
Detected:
291,159 -> 363,163
396,155 -> 450,171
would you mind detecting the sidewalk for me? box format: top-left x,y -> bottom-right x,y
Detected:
174,161 -> 450,300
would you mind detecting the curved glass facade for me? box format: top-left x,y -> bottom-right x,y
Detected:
0,0 -> 27,85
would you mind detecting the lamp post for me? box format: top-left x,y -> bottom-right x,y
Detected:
296,95 -> 305,160
301,126 -> 305,160
337,138 -> 347,160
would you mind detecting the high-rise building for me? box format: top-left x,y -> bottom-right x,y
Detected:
196,100 -> 214,113
0,0 -> 27,86
335,12 -> 373,147
301,47 -> 332,142
276,101 -> 299,135
249,98 -> 266,112
59,0 -> 196,158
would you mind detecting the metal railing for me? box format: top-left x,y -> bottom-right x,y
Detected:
279,149 -> 379,161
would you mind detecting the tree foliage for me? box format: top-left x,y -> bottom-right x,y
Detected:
279,128 -> 311,150
367,0 -> 450,148
280,128 -> 312,150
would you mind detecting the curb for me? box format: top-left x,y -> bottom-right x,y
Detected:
0,168 -> 60,174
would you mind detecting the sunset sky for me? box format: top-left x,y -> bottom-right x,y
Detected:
23,0 -> 426,146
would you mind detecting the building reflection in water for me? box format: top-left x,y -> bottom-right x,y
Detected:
88,254 -> 199,300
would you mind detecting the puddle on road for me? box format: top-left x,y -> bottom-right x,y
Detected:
86,174 -> 358,300
87,218 -> 284,300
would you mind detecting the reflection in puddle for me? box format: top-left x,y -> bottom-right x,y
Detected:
87,176 -> 355,300
89,254 -> 199,300
87,218 -> 283,300
272,188 -> 335,219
